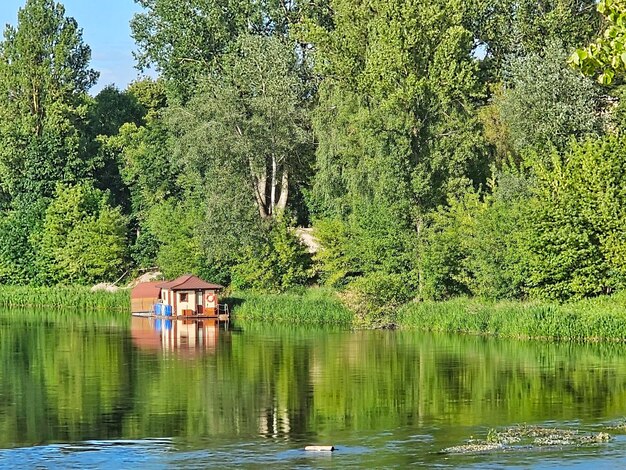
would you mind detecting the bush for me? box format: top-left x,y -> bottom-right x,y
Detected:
421,178 -> 528,301
524,136 -> 626,300
37,183 -> 129,285
342,272 -> 415,328
231,216 -> 311,291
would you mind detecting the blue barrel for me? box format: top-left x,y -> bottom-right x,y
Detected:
154,303 -> 162,315
164,305 -> 173,316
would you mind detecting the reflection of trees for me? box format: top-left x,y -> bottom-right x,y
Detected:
2,317 -> 626,448
0,315 -> 135,445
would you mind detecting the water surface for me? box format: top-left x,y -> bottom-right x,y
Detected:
1,312 -> 626,468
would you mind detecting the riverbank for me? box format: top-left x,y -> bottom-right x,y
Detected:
231,288 -> 626,341
3,283 -> 626,342
396,292 -> 626,341
0,285 -> 130,311
227,288 -> 353,327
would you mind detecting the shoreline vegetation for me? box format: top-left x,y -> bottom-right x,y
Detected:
231,289 -> 626,342
228,288 -> 626,343
396,292 -> 626,341
226,289 -> 353,327
0,286 -> 130,311
4,285 -> 626,343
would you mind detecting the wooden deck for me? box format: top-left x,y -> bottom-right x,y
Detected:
132,305 -> 230,323
133,313 -> 229,320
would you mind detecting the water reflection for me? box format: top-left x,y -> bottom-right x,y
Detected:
3,316 -> 626,468
130,317 -> 223,353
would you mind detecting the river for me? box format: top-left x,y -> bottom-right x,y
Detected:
1,312 -> 626,468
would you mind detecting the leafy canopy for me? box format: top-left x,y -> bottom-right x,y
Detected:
571,0 -> 626,84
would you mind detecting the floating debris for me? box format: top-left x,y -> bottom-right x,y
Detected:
442,425 -> 611,454
607,420 -> 626,431
443,442 -> 503,454
305,445 -> 335,452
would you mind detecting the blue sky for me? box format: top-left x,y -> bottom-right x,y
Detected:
0,1 -> 154,93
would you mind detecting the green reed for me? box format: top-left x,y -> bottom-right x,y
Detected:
396,291 -> 626,341
227,288 -> 353,327
0,285 -> 130,312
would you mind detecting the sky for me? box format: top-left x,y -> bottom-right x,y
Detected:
0,0 -> 155,94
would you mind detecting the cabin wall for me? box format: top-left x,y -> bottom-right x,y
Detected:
203,289 -> 218,315
177,290 -> 196,316
131,298 -> 158,313
158,288 -> 220,316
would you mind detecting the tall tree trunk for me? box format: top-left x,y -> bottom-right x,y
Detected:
276,167 -> 289,213
253,174 -> 269,218
270,154 -> 277,216
250,157 -> 269,218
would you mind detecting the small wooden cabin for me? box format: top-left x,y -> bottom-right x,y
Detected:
131,281 -> 162,314
157,274 -> 224,317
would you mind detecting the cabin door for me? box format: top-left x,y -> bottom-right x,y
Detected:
196,291 -> 204,314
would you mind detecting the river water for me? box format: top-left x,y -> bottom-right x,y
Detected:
1,312 -> 626,468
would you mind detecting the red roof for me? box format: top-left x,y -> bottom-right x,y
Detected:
158,274 -> 224,291
131,281 -> 162,299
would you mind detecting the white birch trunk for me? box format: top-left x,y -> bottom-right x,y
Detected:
270,155 -> 277,217
276,167 -> 289,213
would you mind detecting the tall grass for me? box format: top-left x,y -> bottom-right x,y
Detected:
396,291 -> 626,341
0,285 -> 130,312
227,288 -> 353,327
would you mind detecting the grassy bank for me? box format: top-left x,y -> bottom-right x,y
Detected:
0,285 -> 130,311
396,292 -> 626,341
227,288 -> 353,327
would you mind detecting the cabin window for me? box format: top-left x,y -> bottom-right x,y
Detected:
180,293 -> 188,302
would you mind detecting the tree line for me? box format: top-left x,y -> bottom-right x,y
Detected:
0,0 -> 624,316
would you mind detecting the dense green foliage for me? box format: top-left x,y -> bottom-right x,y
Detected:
38,183 -> 128,285
498,42 -> 603,156
571,0 -> 626,84
422,136 -> 626,304
2,0 -> 626,329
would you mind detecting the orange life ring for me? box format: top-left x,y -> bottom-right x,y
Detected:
206,293 -> 215,303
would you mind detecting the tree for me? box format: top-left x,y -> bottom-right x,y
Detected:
421,175 -> 529,301
570,0 -> 626,84
145,194 -> 205,280
231,216 -> 311,291
131,0 -> 329,100
169,34 -> 312,221
87,85 -> 146,210
38,183 -> 128,285
89,85 -> 145,138
524,136 -> 626,300
474,0 -> 598,73
0,200 -> 47,285
498,42 -> 603,156
304,0 -> 489,298
98,79 -> 174,268
0,0 -> 98,204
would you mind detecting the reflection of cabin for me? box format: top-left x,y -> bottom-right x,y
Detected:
131,281 -> 162,313
158,274 -> 224,317
131,316 -> 220,353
